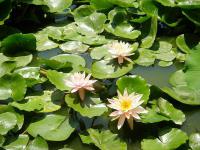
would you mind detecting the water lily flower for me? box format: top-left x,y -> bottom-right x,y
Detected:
65,72 -> 97,101
107,41 -> 134,64
107,89 -> 147,130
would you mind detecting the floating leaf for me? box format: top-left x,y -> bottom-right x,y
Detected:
0,74 -> 27,101
189,133 -> 200,150
60,41 -> 89,54
14,67 -> 46,87
141,128 -> 188,150
0,33 -> 36,56
135,48 -> 156,66
27,136 -> 48,150
76,12 -> 107,36
3,134 -> 29,150
0,112 -> 17,135
21,0 -> 72,12
116,75 -> 150,104
163,47 -> 200,105
27,109 -> 76,141
11,91 -> 62,113
80,129 -> 127,150
65,94 -> 108,118
92,60 -> 133,79
90,0 -> 113,10
0,105 -> 24,132
141,16 -> 157,48
141,98 -> 185,125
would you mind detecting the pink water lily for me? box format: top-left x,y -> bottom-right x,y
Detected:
107,89 -> 147,130
107,41 -> 134,64
65,72 -> 97,101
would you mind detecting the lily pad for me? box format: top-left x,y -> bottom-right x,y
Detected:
46,70 -> 71,91
0,112 -> 17,135
0,33 -> 36,56
141,98 -> 185,125
3,134 -> 29,150
189,133 -> 200,150
11,91 -> 62,112
91,60 -> 133,79
0,74 -> 27,101
65,94 -> 108,118
27,109 -> 76,141
59,41 -> 89,54
141,128 -> 188,150
116,75 -> 150,104
27,136 -> 48,150
163,47 -> 200,105
80,129 -> 127,150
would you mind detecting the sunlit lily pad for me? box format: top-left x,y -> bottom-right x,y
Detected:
65,94 -> 108,118
92,60 -> 133,79
27,109 -> 77,141
80,129 -> 127,150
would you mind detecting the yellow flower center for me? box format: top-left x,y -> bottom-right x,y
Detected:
120,99 -> 132,111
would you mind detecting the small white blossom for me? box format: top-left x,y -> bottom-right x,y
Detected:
107,41 -> 134,64
65,72 -> 97,100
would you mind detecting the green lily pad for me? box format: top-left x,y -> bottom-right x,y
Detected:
27,109 -> 76,141
0,0 -> 11,25
59,41 -> 89,54
163,47 -> 200,105
91,60 -> 133,79
176,34 -> 191,53
65,94 -> 108,118
27,136 -> 48,150
21,0 -> 72,12
0,105 -> 24,132
80,129 -> 127,150
105,8 -> 141,40
189,133 -> 200,150
0,53 -> 33,68
90,0 -> 113,10
3,134 -> 29,150
76,12 -> 107,36
46,70 -> 71,91
135,48 -> 156,66
0,135 -> 5,146
0,74 -> 27,101
0,112 -> 17,135
73,5 -> 95,21
141,16 -> 157,48
0,33 -> 36,56
107,0 -> 138,8
51,54 -> 86,70
34,31 -> 58,51
141,98 -> 185,125
141,128 -> 188,150
0,61 -> 16,78
116,75 -> 150,104
11,91 -> 62,112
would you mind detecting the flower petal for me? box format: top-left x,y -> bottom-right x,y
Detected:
117,115 -> 125,130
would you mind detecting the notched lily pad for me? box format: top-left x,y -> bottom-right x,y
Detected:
116,75 -> 150,104
80,129 -> 127,150
65,93 -> 108,118
92,60 -> 134,79
27,109 -> 77,141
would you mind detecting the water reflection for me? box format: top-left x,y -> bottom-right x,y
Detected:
130,65 -> 177,88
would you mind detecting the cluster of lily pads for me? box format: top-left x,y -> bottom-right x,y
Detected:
0,0 -> 200,150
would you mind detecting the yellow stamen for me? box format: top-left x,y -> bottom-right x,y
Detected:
120,99 -> 132,111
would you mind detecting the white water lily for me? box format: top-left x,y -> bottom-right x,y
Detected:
65,72 -> 97,101
107,41 -> 134,64
107,89 -> 147,130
